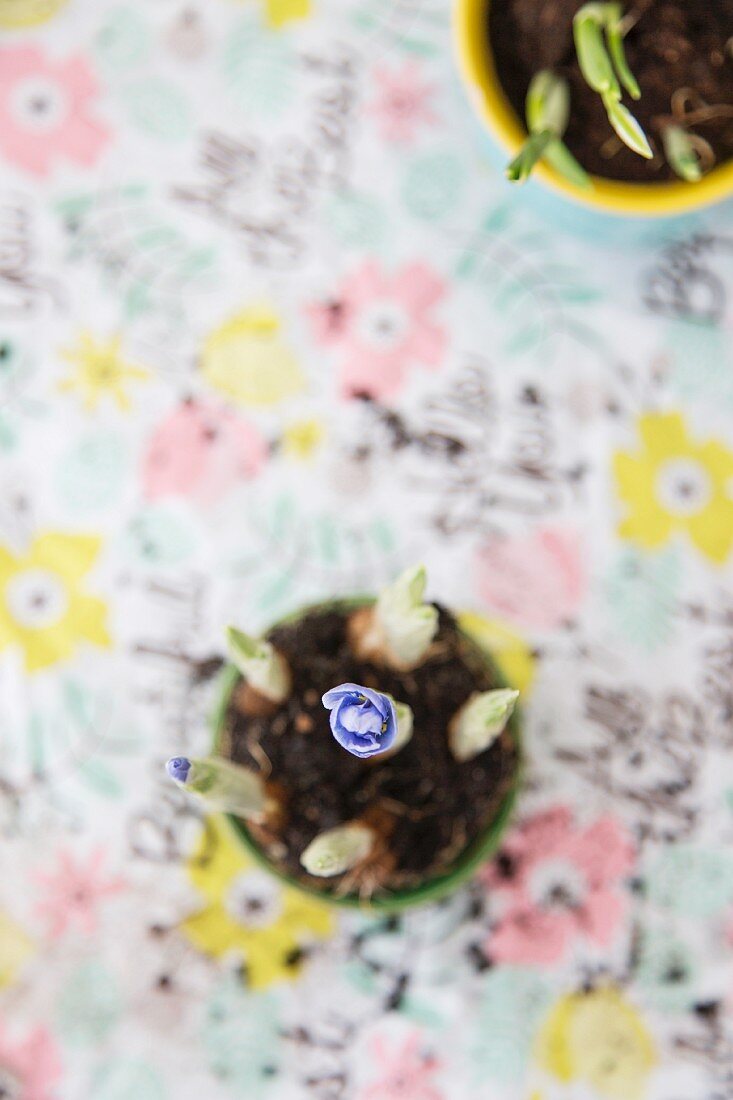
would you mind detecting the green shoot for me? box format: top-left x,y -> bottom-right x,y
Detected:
662,125 -> 703,181
544,141 -> 595,189
301,823 -> 375,877
574,6 -> 620,97
574,2 -> 651,158
604,95 -> 653,158
606,6 -> 641,99
507,130 -> 554,182
506,70 -> 591,188
526,68 -> 570,133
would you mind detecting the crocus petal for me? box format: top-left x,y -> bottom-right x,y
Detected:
323,683 -> 397,757
330,716 -> 383,756
336,701 -> 383,737
357,685 -> 395,721
322,682 -> 365,708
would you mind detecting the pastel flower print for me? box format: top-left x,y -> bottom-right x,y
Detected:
142,397 -> 267,507
536,986 -> 656,1100
306,259 -> 447,400
0,912 -> 34,990
264,0 -> 311,27
201,304 -> 305,408
0,0 -> 69,30
59,332 -> 148,412
474,527 -> 586,630
483,806 -> 635,966
368,61 -> 438,144
613,410 -> 733,564
0,1021 -> 62,1100
457,611 -> 536,695
182,816 -> 333,990
0,532 -> 110,673
0,46 -> 109,177
35,847 -> 125,939
281,418 -> 325,462
359,1032 -> 444,1100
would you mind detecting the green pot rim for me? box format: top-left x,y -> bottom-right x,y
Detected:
212,597 -> 522,913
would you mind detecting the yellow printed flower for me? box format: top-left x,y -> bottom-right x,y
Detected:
457,611 -> 535,695
536,987 -> 656,1100
0,532 -> 111,672
0,0 -> 68,28
228,0 -> 311,26
59,332 -> 149,412
201,304 -> 305,408
0,913 -> 33,989
282,418 -> 325,461
182,817 -> 333,990
613,411 -> 733,564
265,0 -> 311,27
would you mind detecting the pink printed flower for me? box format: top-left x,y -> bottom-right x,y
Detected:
306,259 -> 447,400
35,846 -> 126,939
142,397 -> 267,507
360,1032 -> 443,1100
0,1021 -> 62,1100
474,526 -> 586,630
368,61 -> 437,143
0,46 -> 109,177
482,806 -> 635,966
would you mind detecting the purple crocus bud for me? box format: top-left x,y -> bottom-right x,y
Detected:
166,756 -> 192,784
322,683 -> 398,759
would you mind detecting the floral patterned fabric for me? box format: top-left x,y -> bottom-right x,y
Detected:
1,2 -> 733,1098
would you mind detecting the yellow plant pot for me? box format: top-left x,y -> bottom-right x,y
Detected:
455,0 -> 733,217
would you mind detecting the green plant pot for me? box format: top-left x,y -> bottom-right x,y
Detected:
212,598 -> 522,913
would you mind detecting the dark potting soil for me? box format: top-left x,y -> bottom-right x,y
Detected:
489,0 -> 733,182
221,606 -> 518,895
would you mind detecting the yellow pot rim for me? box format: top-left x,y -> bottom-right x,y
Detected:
455,0 -> 733,217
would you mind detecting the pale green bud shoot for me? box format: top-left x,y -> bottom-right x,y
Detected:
506,130 -> 554,183
507,72 -> 590,189
606,4 -> 641,99
449,689 -> 519,763
389,697 -> 414,754
300,823 -> 375,878
573,2 -> 649,158
226,626 -> 291,703
603,94 -> 653,157
375,565 -> 438,669
574,9 -> 619,95
166,755 -> 267,819
663,125 -> 703,181
526,70 -> 570,136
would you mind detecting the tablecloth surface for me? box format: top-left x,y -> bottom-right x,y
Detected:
2,2 -> 733,1098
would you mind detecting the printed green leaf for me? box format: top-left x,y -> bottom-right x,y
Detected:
78,759 -> 123,799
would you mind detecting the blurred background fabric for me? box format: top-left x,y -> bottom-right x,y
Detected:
1,1 -> 733,1098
